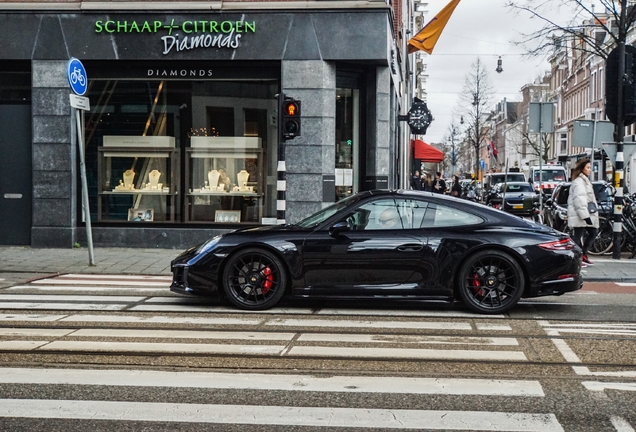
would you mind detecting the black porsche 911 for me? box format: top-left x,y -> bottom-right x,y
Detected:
170,190 -> 583,314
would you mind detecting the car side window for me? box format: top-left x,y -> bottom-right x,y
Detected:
421,203 -> 483,228
395,198 -> 428,229
345,199 -> 402,231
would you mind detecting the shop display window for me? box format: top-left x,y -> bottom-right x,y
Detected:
83,71 -> 279,226
185,137 -> 264,223
97,136 -> 179,222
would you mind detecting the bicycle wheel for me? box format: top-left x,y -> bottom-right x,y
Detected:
588,217 -> 613,255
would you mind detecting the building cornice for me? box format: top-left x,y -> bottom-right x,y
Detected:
0,1 -> 391,12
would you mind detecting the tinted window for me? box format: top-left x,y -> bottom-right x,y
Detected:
555,185 -> 570,205
346,199 -> 401,231
505,184 -> 533,192
487,174 -> 526,185
295,194 -> 361,228
593,183 -> 612,202
346,198 -> 428,231
421,203 -> 483,228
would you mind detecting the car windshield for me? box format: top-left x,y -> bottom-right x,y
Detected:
490,174 -> 525,184
593,183 -> 613,202
534,169 -> 566,182
504,184 -> 533,192
293,194 -> 362,228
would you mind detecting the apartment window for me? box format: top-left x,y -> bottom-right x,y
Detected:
560,133 -> 567,154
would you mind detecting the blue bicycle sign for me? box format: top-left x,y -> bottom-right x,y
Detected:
67,57 -> 88,96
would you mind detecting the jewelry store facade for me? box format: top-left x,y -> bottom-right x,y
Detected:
0,4 -> 403,248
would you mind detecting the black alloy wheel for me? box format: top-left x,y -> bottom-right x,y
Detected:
222,248 -> 287,310
457,250 -> 525,314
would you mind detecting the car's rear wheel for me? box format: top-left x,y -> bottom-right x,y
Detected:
222,248 -> 287,310
457,250 -> 525,314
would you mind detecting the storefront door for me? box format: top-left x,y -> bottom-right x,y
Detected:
0,105 -> 32,245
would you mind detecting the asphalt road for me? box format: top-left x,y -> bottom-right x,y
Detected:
0,273 -> 635,431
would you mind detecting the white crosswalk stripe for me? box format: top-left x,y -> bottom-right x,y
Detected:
0,273 -> 509,319
0,367 -> 563,431
540,320 -> 636,381
0,275 -> 525,362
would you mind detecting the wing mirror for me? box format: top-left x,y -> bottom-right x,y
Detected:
329,221 -> 350,237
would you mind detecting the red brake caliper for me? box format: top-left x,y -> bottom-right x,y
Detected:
471,272 -> 484,296
262,267 -> 273,294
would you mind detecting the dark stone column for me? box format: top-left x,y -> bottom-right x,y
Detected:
31,60 -> 77,247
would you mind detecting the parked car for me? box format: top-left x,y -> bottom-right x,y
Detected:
542,181 -> 614,232
487,182 -> 538,216
170,190 -> 582,314
481,172 -> 526,201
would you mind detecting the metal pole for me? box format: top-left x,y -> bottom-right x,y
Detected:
276,92 -> 286,224
613,0 -> 627,259
591,109 -> 598,181
538,112 -> 543,213
75,108 -> 95,265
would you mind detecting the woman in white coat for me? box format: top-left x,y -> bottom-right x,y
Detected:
567,158 -> 599,266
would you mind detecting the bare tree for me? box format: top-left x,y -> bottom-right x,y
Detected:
458,58 -> 495,177
521,131 -> 552,164
443,121 -> 462,176
506,1 -> 636,59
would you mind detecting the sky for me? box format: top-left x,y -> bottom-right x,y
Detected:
421,0 -> 571,144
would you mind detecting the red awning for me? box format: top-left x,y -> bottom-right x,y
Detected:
412,139 -> 444,162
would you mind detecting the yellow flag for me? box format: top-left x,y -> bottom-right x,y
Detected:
408,0 -> 461,54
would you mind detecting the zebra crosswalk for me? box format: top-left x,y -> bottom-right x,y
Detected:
0,274 -> 634,430
0,367 -> 563,431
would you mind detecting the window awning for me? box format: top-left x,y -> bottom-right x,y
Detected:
412,139 -> 444,162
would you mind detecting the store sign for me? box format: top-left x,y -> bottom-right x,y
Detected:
94,18 -> 256,55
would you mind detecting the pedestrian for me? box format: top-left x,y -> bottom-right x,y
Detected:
410,171 -> 423,190
421,172 -> 431,191
432,172 -> 446,194
567,158 -> 598,267
449,175 -> 461,197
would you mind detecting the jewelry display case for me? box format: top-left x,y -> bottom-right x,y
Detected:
97,136 -> 179,222
185,137 -> 264,223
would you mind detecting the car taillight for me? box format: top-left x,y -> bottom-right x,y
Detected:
538,238 -> 576,251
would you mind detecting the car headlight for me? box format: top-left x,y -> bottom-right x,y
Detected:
195,235 -> 223,254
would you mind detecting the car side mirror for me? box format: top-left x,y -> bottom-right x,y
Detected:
545,198 -> 552,206
329,221 -> 350,237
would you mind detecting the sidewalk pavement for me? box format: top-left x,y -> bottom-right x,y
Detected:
0,246 -> 635,281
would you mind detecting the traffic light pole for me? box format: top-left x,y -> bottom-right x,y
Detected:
613,0 -> 627,259
277,93 -> 286,224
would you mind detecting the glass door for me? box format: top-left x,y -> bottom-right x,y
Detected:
335,88 -> 359,201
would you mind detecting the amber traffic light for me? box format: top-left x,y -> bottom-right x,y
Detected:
282,99 -> 301,139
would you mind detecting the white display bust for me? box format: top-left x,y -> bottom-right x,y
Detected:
237,170 -> 249,191
208,170 -> 220,190
148,169 -> 161,190
123,169 -> 135,190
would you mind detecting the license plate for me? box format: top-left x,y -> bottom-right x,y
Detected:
513,205 -> 523,209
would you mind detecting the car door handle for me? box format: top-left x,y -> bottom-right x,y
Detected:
397,244 -> 423,252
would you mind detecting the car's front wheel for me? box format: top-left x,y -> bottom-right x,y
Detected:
222,248 -> 287,310
457,250 -> 525,314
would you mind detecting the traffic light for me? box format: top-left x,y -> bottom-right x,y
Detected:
282,98 -> 301,140
605,45 -> 636,126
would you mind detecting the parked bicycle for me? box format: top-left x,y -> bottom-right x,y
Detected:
588,192 -> 636,256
